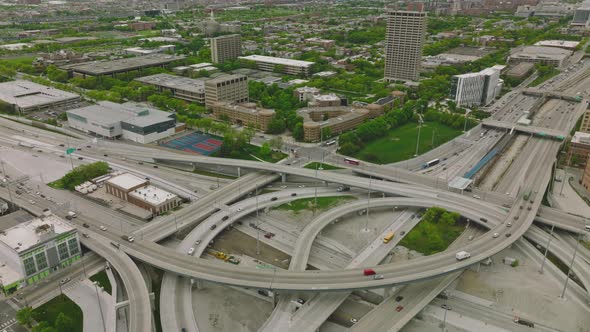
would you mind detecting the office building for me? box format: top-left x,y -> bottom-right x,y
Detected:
580,110 -> 590,133
450,65 -> 505,107
0,213 -> 80,294
0,80 -> 81,114
569,131 -> 590,167
67,101 -> 182,144
204,74 -> 249,108
298,105 -> 384,142
208,102 -> 275,131
135,73 -> 206,104
572,2 -> 590,27
384,10 -> 427,82
105,173 -> 181,215
508,46 -> 572,67
211,34 -> 242,64
238,55 -> 314,76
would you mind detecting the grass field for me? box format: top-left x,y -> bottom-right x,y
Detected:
275,196 -> 356,213
529,68 -> 559,87
90,271 -> 112,295
33,294 -> 83,332
303,162 -> 344,170
398,209 -> 465,256
352,122 -> 463,164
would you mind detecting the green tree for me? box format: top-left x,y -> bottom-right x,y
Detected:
54,312 -> 74,332
292,122 -> 304,141
46,65 -> 68,83
260,142 -> 272,157
16,307 -> 34,327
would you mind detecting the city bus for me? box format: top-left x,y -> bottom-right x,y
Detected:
422,158 -> 440,169
383,232 -> 395,243
344,157 -> 360,165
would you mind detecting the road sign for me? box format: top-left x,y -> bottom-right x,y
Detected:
66,148 -> 76,155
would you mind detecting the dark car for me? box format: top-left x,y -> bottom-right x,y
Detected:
395,305 -> 404,312
395,296 -> 404,302
222,216 -> 229,221
291,193 -> 297,197
505,233 -> 512,237
210,224 -> 217,230
153,165 -> 159,168
270,197 -> 278,201
83,223 -> 90,228
400,231 -> 406,236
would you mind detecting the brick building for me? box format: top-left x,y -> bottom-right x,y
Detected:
105,173 -> 180,215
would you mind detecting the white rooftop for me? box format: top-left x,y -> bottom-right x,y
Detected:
67,101 -> 174,128
572,131 -> 590,144
239,55 -> 314,68
189,62 -> 213,69
129,185 -> 178,206
106,173 -> 148,190
0,80 -> 79,110
0,214 -> 74,254
534,40 -> 580,49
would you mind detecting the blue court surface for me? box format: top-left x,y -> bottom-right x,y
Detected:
161,132 -> 222,155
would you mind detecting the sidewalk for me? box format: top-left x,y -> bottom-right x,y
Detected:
63,279 -> 115,332
551,168 -> 590,218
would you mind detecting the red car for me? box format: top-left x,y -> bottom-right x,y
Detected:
395,305 -> 404,312
363,268 -> 376,276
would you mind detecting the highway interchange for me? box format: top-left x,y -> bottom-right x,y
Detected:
1,57 -> 590,332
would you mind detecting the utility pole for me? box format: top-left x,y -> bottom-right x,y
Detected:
414,118 -> 422,157
539,224 -> 555,274
93,281 -> 107,332
560,233 -> 581,299
364,176 -> 372,232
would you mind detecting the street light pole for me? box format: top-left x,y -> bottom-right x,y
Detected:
364,176 -> 372,232
414,119 -> 422,157
93,281 -> 107,332
560,234 -> 581,299
539,224 -> 555,274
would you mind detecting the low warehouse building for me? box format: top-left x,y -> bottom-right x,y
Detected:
105,173 -> 181,215
0,80 -> 81,114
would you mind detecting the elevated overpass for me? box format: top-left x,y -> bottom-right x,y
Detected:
481,119 -> 568,140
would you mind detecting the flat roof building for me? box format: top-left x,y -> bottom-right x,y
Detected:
384,10 -> 427,82
533,40 -> 580,50
105,173 -> 181,216
298,105 -> 383,142
0,213 -> 80,294
62,54 -> 185,78
572,2 -> 590,27
508,46 -> 572,67
204,74 -> 249,108
135,73 -> 206,104
211,34 -> 242,64
569,131 -> 590,167
506,62 -> 535,79
238,55 -> 314,76
67,101 -> 181,144
208,102 -> 275,131
0,80 -> 80,114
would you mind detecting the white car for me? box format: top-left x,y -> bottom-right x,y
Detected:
100,226 -> 107,231
493,233 -> 499,238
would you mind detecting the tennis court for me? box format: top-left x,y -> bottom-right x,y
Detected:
161,132 -> 223,155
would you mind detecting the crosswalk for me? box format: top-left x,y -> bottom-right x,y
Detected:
0,318 -> 16,330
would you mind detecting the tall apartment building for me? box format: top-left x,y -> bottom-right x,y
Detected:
572,1 -> 590,27
204,74 -> 249,108
450,65 -> 505,107
210,34 -> 242,64
384,10 -> 427,82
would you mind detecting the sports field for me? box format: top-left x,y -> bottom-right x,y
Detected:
161,132 -> 222,155
352,122 -> 462,164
